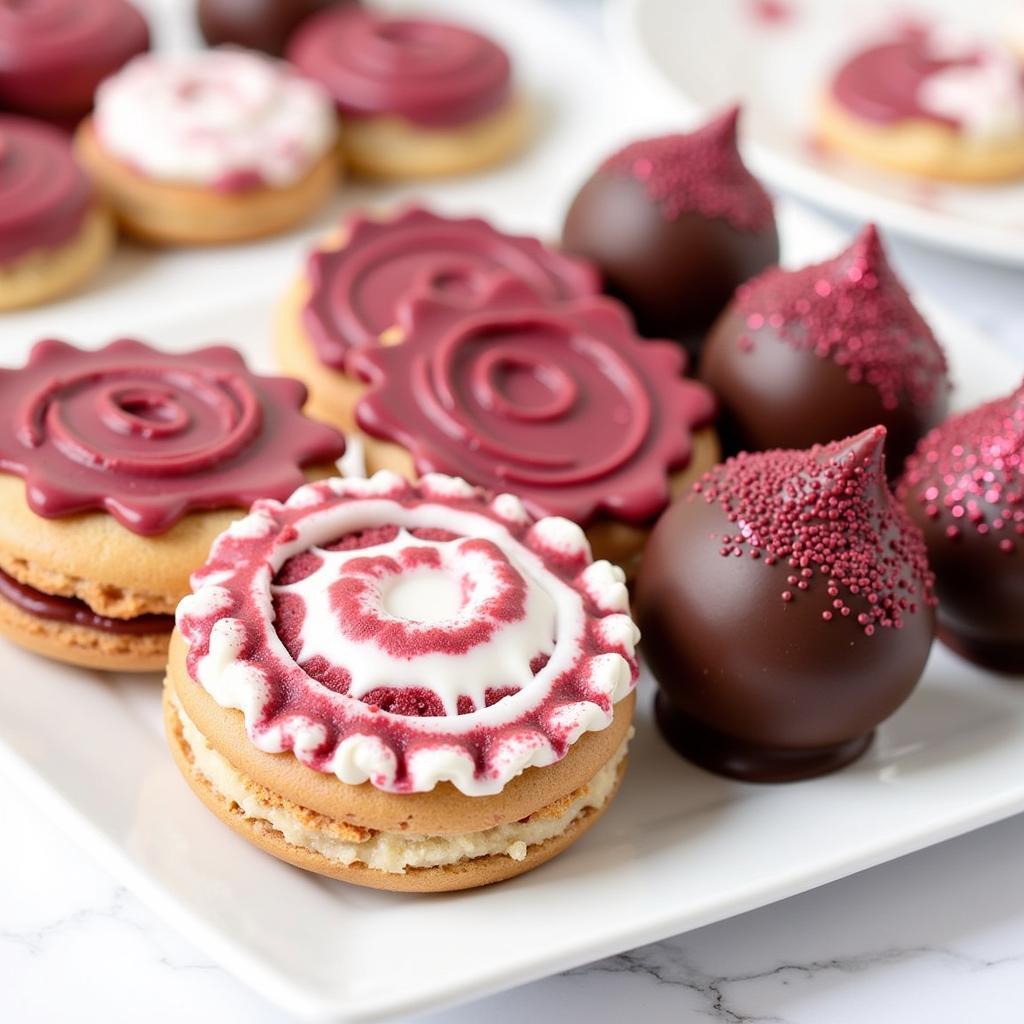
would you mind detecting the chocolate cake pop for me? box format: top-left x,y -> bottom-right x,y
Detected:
899,383 -> 1024,672
197,0 -> 349,56
635,427 -> 936,782
561,107 -> 779,348
699,225 -> 949,476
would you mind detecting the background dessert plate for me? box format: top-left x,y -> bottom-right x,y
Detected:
0,202 -> 1022,1022
608,0 -> 1024,267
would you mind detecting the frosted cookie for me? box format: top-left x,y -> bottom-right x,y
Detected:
0,116 -> 114,311
287,7 -> 529,179
74,49 -> 339,245
0,339 -> 345,672
167,471 -> 639,891
275,206 -> 600,430
0,0 -> 149,127
349,277 -> 718,571
818,22 -> 1024,182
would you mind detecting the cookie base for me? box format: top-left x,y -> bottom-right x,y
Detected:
0,207 -> 113,311
0,592 -> 170,672
75,118 -> 341,245
816,93 -> 1024,183
164,686 -> 625,892
655,693 -> 874,783
342,95 -> 531,180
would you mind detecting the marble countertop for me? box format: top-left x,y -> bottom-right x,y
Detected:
3,3 -> 1024,1022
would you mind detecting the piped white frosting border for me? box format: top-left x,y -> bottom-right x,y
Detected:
177,471 -> 639,796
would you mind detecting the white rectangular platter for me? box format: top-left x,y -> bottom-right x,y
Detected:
1,1 -> 1023,1021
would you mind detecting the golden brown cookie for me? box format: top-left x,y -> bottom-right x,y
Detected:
0,207 -> 114,312
75,118 -> 339,246
0,339 -> 345,672
74,49 -> 341,246
340,95 -> 531,181
168,471 -> 641,890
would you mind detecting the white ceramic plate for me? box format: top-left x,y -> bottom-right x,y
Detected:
608,0 -> 1024,267
1,1 -> 1023,1021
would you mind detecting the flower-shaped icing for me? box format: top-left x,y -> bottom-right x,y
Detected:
176,471 -> 640,796
351,278 -> 716,526
301,207 -> 600,370
0,339 -> 346,534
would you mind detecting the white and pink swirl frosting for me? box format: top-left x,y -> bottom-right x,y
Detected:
176,472 -> 639,796
93,48 -> 337,190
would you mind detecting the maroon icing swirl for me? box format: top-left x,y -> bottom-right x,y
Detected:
0,339 -> 345,535
302,207 -> 601,371
0,0 -> 150,121
830,25 -> 981,129
351,279 -> 716,526
287,6 -> 511,127
0,568 -> 173,635
0,115 -> 93,264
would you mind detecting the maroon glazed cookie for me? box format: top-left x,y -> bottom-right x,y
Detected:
0,115 -> 94,266
561,106 -> 779,348
287,6 -> 511,127
0,339 -> 345,533
899,383 -> 1024,672
0,339 -> 346,672
0,0 -> 149,125
197,0 -> 351,58
635,427 -> 936,782
350,277 -> 717,556
699,224 -> 949,476
301,207 -> 600,371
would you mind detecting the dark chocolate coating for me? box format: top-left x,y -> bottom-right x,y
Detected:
699,306 -> 949,477
904,499 -> 1024,673
197,0 -> 349,56
561,174 -> 779,349
634,492 -> 935,782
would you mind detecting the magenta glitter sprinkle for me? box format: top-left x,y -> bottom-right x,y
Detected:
691,426 -> 936,634
599,106 -> 775,231
735,224 -> 948,413
900,381 -> 1024,555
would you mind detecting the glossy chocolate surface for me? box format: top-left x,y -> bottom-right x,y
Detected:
635,428 -> 935,782
197,0 -> 345,57
900,383 -> 1024,672
561,108 -> 778,347
699,225 -> 949,476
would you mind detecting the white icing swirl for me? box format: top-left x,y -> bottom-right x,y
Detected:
94,49 -> 337,188
919,27 -> 1024,140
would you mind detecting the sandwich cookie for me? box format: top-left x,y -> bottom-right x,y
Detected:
75,48 -> 339,245
0,339 -> 345,671
168,471 -> 639,891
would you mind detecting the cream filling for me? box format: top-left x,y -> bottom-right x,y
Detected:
175,694 -> 630,874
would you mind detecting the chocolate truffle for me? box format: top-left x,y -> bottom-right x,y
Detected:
635,427 -> 936,782
197,0 -> 349,56
699,224 -> 949,476
899,383 -> 1024,672
561,107 -> 779,348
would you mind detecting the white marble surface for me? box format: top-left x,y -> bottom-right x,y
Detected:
3,2 -> 1024,1022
